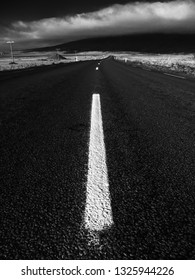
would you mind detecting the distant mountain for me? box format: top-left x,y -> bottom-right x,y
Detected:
29,34 -> 195,54
48,53 -> 67,60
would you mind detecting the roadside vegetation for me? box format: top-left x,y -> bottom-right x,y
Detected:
114,53 -> 195,78
0,51 -> 105,71
1,50 -> 195,79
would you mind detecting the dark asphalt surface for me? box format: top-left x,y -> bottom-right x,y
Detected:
0,58 -> 194,259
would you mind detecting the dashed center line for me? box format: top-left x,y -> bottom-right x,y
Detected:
164,73 -> 186,79
84,94 -> 113,233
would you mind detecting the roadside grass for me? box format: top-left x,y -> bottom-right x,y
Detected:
114,53 -> 195,78
0,51 -> 106,72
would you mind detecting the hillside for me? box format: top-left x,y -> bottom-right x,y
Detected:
28,34 -> 195,54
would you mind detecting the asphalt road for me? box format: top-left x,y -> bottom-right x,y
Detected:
0,58 -> 194,259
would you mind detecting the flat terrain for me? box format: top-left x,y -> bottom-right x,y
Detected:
0,58 -> 194,259
0,51 -> 105,71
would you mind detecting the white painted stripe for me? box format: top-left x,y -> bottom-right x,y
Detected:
164,73 -> 186,79
84,94 -> 113,232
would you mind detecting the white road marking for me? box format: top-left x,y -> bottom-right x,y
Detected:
164,73 -> 186,79
84,94 -> 113,233
96,67 -> 99,70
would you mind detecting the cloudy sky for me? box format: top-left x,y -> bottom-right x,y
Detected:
1,0 -> 195,49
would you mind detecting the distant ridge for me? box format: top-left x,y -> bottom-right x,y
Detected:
48,53 -> 67,60
28,34 -> 195,54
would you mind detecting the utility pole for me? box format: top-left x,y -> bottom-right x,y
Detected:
75,50 -> 78,62
56,48 -> 60,62
6,41 -> 15,64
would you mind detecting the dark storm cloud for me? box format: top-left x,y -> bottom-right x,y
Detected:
1,0 -> 195,48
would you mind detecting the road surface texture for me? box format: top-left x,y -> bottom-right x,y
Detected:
0,58 -> 194,259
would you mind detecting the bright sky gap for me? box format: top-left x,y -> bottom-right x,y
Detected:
84,93 -> 113,232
